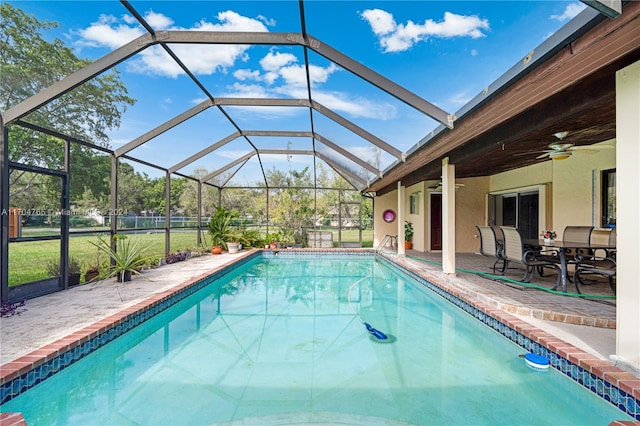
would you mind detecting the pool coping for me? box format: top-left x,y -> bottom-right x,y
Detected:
1,249 -> 639,423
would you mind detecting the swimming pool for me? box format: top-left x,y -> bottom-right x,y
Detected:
0,252 -> 636,424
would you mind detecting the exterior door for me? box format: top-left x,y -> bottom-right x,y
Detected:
430,193 -> 442,250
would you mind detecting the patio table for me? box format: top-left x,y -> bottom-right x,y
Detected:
523,239 -> 616,292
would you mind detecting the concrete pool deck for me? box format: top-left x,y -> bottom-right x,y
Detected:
1,248 -> 639,424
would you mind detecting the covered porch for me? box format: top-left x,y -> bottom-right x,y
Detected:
369,2 -> 639,372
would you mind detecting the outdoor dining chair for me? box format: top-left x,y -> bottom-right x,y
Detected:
476,226 -> 506,274
563,225 -> 595,259
499,226 -> 561,288
573,227 -> 617,292
573,253 -> 616,295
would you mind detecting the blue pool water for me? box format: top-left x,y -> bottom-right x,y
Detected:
1,254 -> 632,424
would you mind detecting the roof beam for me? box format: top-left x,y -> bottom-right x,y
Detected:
302,34 -> 454,129
581,0 -> 621,18
214,98 -> 403,160
311,101 -> 403,160
159,31 -> 299,46
116,99 -> 214,157
259,149 -> 313,155
168,131 -> 240,174
314,133 -> 382,178
241,130 -> 312,138
202,152 -> 254,183
315,152 -> 366,187
214,98 -> 308,107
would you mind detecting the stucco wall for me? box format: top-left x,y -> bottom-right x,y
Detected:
551,140 -> 615,235
405,182 -> 424,250
490,161 -> 552,191
373,190 -> 399,248
456,177 -> 490,252
374,177 -> 489,253
490,140 -> 615,237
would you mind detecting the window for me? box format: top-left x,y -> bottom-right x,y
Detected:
489,190 -> 539,240
602,169 -> 616,227
409,192 -> 420,214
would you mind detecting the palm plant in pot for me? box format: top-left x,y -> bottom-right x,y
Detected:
404,221 -> 414,250
90,234 -> 152,282
207,206 -> 240,253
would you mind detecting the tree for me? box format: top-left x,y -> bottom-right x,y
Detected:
1,3 -> 135,203
267,166 -> 315,242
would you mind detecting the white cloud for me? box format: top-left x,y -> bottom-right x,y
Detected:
226,82 -> 270,98
76,14 -> 144,49
75,10 -> 268,77
360,9 -> 396,35
442,89 -> 477,112
260,51 -> 298,72
313,91 -> 396,120
257,15 -> 276,27
145,11 -> 174,30
360,9 -> 490,53
234,69 -> 262,81
550,2 -> 587,21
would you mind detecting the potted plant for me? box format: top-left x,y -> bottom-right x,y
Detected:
46,257 -> 82,286
207,206 -> 239,253
90,234 -> 152,282
83,248 -> 104,282
405,221 -> 414,250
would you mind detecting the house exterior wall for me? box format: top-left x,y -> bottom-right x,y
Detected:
373,190 -> 399,249
374,143 -> 616,253
489,140 -> 615,238
405,182 -> 424,251
374,177 -> 488,253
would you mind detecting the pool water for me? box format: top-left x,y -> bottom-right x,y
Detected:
2,255 -> 631,425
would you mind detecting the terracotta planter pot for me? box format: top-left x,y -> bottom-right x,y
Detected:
405,241 -> 413,250
211,245 -> 223,255
84,271 -> 99,282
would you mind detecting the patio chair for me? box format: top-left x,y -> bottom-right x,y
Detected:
575,227 -> 617,287
500,226 -> 561,287
476,226 -> 506,274
573,253 -> 616,295
563,225 -> 595,258
539,225 -> 594,280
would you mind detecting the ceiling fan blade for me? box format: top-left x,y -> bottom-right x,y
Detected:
536,152 -> 551,159
513,150 -> 544,157
549,143 -> 573,151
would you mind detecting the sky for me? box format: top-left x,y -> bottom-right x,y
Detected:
9,1 -> 589,187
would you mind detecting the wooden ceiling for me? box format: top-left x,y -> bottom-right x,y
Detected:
369,2 -> 640,195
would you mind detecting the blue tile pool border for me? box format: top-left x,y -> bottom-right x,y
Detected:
380,254 -> 639,421
0,251 -> 260,405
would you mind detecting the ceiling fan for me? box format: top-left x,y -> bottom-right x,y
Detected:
517,132 -> 614,160
429,178 -> 465,191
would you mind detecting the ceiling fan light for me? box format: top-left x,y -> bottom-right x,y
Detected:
554,131 -> 569,140
550,151 -> 571,160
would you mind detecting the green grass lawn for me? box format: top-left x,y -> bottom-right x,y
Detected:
8,228 -> 373,286
8,231 -> 200,286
